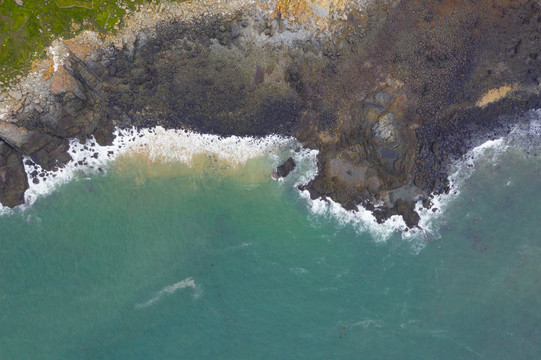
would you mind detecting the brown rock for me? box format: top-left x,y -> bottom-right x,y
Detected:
42,66 -> 54,80
50,66 -> 86,101
0,121 -> 57,156
395,199 -> 420,228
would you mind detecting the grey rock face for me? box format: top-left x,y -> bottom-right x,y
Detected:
0,141 -> 27,207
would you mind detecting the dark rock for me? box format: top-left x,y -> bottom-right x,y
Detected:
0,141 -> 28,207
109,65 -> 117,76
29,137 -> 71,171
2,0 -> 540,225
101,59 -> 111,68
0,122 -> 51,155
395,199 -> 421,228
273,157 -> 296,179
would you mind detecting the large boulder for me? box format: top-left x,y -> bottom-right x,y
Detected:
273,157 -> 296,179
301,82 -> 420,224
0,121 -> 50,154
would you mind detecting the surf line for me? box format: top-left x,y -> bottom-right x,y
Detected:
294,113 -> 541,246
15,126 -> 299,209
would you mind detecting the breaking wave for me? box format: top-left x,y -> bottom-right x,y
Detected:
291,110 -> 541,250
414,110 -> 541,240
3,110 -> 540,250
8,127 -> 299,210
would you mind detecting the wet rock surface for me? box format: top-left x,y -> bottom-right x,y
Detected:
0,0 -> 540,228
273,157 -> 296,179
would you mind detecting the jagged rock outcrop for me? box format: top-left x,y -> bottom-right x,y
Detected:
0,44 -> 113,206
296,0 -> 541,225
298,80 -> 420,217
273,157 -> 296,179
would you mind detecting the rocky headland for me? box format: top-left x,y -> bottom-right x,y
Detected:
1,0 -> 540,227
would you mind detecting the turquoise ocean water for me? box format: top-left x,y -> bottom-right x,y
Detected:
1,119 -> 541,359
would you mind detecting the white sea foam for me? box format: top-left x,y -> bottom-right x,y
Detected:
135,277 -> 198,309
0,203 -> 11,216
415,111 -> 541,236
293,110 -> 541,249
114,127 -> 295,165
413,112 -> 541,242
292,136 -> 509,249
411,137 -> 509,243
299,189 -> 417,244
351,319 -> 385,329
290,266 -> 308,275
280,141 -> 422,246
16,126 -> 298,209
4,110 -> 541,248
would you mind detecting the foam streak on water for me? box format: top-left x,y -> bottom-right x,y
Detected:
135,277 -> 198,309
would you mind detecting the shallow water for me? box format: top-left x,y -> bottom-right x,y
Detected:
1,127 -> 541,359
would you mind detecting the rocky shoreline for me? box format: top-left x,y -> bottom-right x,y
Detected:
1,0 -> 540,227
